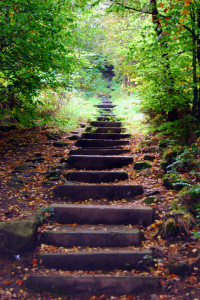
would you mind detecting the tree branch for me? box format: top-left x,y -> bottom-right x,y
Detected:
109,0 -> 193,34
109,0 -> 154,16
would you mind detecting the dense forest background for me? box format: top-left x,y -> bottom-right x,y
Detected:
1,0 -> 200,138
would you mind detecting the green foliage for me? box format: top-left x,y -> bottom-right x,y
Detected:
95,0 -> 200,125
0,0 -> 78,107
158,139 -> 173,150
155,116 -> 198,142
161,146 -> 184,172
38,88 -> 100,132
167,144 -> 200,172
110,82 -> 147,134
192,201 -> 200,240
36,207 -> 54,224
163,173 -> 189,190
179,184 -> 200,200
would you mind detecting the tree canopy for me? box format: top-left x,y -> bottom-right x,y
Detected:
1,0 -> 200,128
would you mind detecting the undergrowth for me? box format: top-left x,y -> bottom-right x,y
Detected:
38,89 -> 100,132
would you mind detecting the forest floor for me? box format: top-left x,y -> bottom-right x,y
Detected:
0,124 -> 200,299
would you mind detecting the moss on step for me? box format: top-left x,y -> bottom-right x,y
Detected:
134,161 -> 152,171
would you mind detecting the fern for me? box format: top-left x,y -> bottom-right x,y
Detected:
172,180 -> 191,188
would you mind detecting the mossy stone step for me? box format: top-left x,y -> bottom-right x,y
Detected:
81,133 -> 130,140
27,275 -> 160,296
54,184 -> 143,201
91,121 -> 122,127
38,250 -> 152,271
76,139 -> 129,147
41,225 -> 140,247
65,171 -> 128,182
86,127 -> 125,133
66,155 -> 133,169
68,148 -> 130,155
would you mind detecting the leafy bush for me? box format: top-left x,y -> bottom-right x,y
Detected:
158,139 -> 173,150
161,146 -> 184,172
163,173 -> 189,190
167,145 -> 200,173
193,202 -> 200,240
156,116 -> 198,143
178,185 -> 200,207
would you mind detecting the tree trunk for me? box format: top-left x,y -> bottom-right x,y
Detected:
191,10 -> 198,117
196,7 -> 200,118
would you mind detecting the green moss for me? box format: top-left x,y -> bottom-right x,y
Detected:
134,161 -> 152,170
0,220 -> 39,254
143,196 -> 160,204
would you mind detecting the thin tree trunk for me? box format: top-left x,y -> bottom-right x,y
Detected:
196,7 -> 200,118
191,10 -> 198,117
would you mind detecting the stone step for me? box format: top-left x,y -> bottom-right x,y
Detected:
68,148 -> 130,155
81,133 -> 130,140
86,127 -> 125,133
54,184 -> 143,201
91,121 -> 122,127
41,225 -> 140,247
38,250 -> 152,271
66,155 -> 133,169
27,275 -> 160,296
76,139 -> 129,147
98,108 -> 113,112
65,171 -> 128,182
97,117 -> 115,121
99,113 -> 117,116
99,115 -> 118,119
95,105 -> 116,108
50,204 -> 152,226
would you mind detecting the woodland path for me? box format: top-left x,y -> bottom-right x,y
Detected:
26,94 -> 160,298
1,95 -> 200,300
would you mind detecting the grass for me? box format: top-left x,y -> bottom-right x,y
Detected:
110,82 -> 148,134
38,89 -> 100,133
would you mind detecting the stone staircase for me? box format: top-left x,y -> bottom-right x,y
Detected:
27,95 -> 160,298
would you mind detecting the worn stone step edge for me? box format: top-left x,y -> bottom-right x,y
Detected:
75,139 -> 129,147
26,275 -> 160,296
41,225 -> 140,247
97,117 -> 116,121
38,250 -> 152,271
95,105 -> 116,108
65,171 -> 128,182
68,149 -> 130,156
81,133 -> 131,140
66,155 -> 133,170
50,204 -> 152,226
90,121 -> 122,127
54,184 -> 143,201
